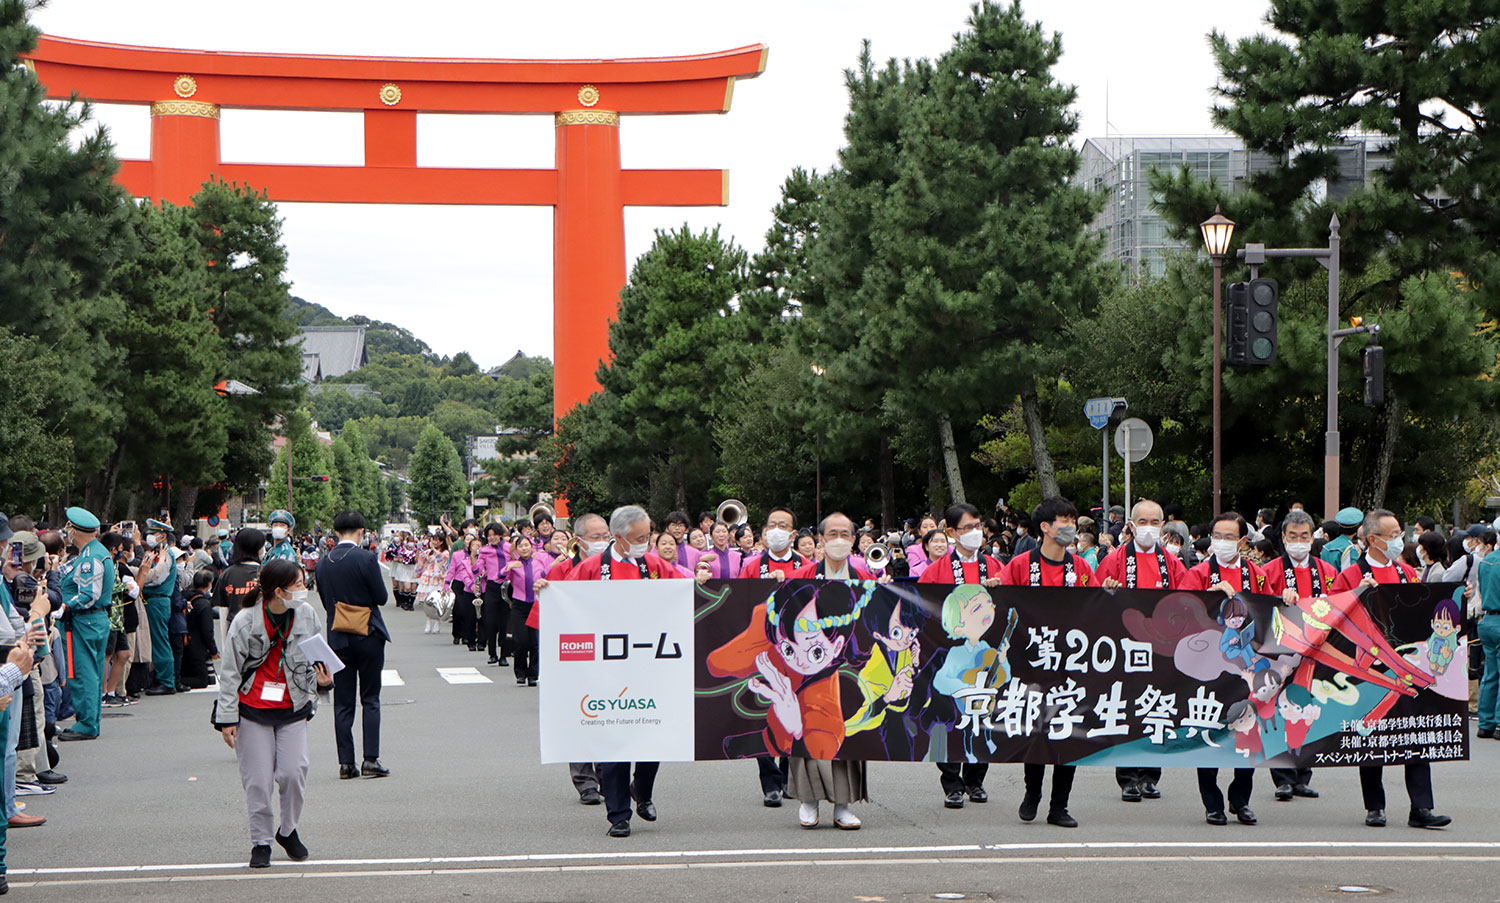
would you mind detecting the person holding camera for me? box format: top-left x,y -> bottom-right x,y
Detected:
213,558 -> 333,868
0,631 -> 45,892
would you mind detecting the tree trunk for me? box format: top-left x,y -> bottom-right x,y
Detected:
1357,393 -> 1404,510
1019,382 -> 1060,499
937,412 -> 967,506
174,485 -> 200,535
101,446 -> 125,522
878,437 -> 896,534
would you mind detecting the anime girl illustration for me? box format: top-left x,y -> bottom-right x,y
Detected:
1218,596 -> 1270,674
1248,668 -> 1284,734
845,590 -> 929,760
929,585 -> 1018,763
706,581 -> 873,760
1276,684 -> 1322,755
1425,598 -> 1462,676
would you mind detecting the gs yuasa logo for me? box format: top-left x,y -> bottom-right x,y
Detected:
580,687 -> 659,718
559,634 -> 596,661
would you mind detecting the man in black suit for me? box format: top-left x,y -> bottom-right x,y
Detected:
316,510 -> 391,779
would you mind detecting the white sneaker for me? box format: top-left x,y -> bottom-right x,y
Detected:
833,804 -> 861,830
16,782 -> 54,796
798,801 -> 819,828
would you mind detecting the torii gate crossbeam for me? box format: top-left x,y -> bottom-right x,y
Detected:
23,35 -> 767,424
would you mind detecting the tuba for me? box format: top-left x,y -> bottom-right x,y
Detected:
528,502 -> 554,524
716,499 -> 748,526
865,543 -> 891,570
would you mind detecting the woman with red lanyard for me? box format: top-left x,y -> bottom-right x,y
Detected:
212,559 -> 334,868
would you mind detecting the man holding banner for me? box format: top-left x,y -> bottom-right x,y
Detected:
567,505 -> 699,838
1329,508 -> 1450,830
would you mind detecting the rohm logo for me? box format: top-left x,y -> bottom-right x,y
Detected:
560,633 -> 595,661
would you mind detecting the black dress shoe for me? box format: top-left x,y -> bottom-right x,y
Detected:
249,844 -> 272,868
361,759 -> 390,778
1477,727 -> 1494,738
339,764 -> 358,780
527,678 -> 538,687
1140,781 -> 1161,799
1408,808 -> 1452,829
608,821 -> 631,838
57,729 -> 96,742
1275,784 -> 1294,801
498,657 -> 510,667
966,786 -> 987,804
488,656 -> 500,665
1121,784 -> 1143,802
516,676 -> 526,685
1231,806 -> 1258,825
1365,809 -> 1386,827
631,784 -> 657,821
944,790 -> 965,809
1205,810 -> 1228,826
1019,795 -> 1040,823
275,828 -> 309,861
764,790 -> 783,808
1047,808 -> 1078,828
580,788 -> 603,806
35,770 -> 67,785
145,685 -> 175,696
452,637 -> 461,645
1292,783 -> 1319,798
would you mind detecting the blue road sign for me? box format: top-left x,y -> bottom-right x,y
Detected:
1085,397 -> 1115,430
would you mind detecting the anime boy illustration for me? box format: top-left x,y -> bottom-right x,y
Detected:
845,590 -> 928,760
707,581 -> 873,760
1425,598 -> 1462,676
1225,699 -> 1263,762
1218,595 -> 1270,674
930,585 -> 1018,763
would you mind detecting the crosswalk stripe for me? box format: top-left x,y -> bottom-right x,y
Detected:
436,667 -> 491,685
382,669 -> 405,686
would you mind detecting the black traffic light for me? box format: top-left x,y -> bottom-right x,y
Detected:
1225,278 -> 1278,366
1363,345 -> 1384,406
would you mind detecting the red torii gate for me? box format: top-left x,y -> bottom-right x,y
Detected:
23,35 -> 766,423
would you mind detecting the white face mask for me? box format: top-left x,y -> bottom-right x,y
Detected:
824,538 -> 854,560
1134,525 -> 1160,549
145,535 -> 160,549
584,539 -> 610,556
764,528 -> 792,553
625,539 -> 650,559
288,589 -> 309,605
956,529 -> 983,552
1165,542 -> 1182,555
1285,541 -> 1312,561
1211,538 -> 1240,563
1382,536 -> 1405,562
271,526 -> 288,540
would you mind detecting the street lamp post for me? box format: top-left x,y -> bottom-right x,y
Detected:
1200,208 -> 1236,515
810,364 -> 826,527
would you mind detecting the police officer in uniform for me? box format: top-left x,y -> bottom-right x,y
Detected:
141,518 -> 179,695
1319,507 -> 1363,571
266,510 -> 299,563
57,507 -> 115,741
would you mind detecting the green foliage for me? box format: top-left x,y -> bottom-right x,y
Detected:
265,410 -> 336,527
407,422 -> 467,524
0,327 -> 72,508
306,386 -> 394,432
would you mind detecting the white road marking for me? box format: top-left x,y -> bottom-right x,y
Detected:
12,854 -> 1500,889
381,669 -> 404,686
13,839 -> 1500,877
435,667 -> 491,684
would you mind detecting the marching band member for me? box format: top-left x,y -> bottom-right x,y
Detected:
1097,499 -> 1187,803
701,521 -> 744,580
919,503 -> 1002,810
999,497 -> 1093,828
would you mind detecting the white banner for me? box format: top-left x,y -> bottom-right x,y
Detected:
538,580 -> 696,763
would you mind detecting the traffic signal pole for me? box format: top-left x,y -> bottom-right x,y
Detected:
1239,215 -> 1372,517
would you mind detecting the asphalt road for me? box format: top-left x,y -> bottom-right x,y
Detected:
10,600 -> 1500,902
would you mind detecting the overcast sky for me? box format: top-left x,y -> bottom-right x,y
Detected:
34,0 -> 1271,368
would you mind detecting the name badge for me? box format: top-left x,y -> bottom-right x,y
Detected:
260,682 -> 287,703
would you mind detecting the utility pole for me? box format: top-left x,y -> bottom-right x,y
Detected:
1238,215 -> 1374,518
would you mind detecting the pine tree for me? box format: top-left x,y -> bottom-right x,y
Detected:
0,0 -> 137,499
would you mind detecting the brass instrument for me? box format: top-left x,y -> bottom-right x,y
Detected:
865,542 -> 891,570
528,502 -> 555,524
716,499 -> 748,526
566,537 -> 583,559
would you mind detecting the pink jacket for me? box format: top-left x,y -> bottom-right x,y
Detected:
445,550 -> 477,593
